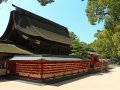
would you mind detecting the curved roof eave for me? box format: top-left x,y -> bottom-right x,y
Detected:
0,42 -> 32,55
0,11 -> 15,39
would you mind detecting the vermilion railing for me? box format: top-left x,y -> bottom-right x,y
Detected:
7,60 -> 109,80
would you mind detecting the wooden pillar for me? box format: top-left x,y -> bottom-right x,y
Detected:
41,60 -> 43,80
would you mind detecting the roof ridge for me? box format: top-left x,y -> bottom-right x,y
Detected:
12,4 -> 68,31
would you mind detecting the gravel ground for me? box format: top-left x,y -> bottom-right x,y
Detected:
0,66 -> 120,90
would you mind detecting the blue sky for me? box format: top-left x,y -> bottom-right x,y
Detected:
0,0 -> 104,43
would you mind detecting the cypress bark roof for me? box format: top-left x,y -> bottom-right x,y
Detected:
1,5 -> 71,45
0,41 -> 32,55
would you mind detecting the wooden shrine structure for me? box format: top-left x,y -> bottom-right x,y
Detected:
1,5 -> 71,56
0,5 -> 109,80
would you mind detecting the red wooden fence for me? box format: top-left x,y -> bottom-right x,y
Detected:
7,60 -> 108,80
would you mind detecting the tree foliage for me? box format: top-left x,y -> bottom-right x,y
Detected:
91,28 -> 120,58
0,0 -> 7,4
0,0 -> 54,6
91,29 -> 114,58
87,0 -> 120,58
69,32 -> 90,58
37,0 -> 54,6
86,0 -> 120,26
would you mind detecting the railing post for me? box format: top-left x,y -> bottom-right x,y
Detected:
41,60 -> 43,80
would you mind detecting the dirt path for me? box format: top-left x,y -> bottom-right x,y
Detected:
0,66 -> 120,90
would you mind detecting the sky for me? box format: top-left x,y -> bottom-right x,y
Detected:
0,0 -> 104,43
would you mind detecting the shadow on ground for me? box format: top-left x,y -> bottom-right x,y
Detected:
0,66 -> 114,87
51,69 -> 113,86
0,77 -> 16,82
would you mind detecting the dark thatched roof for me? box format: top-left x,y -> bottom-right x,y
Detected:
0,41 -> 32,55
1,5 -> 71,45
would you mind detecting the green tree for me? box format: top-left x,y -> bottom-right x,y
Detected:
37,0 -> 54,6
86,0 -> 120,59
90,28 -> 120,58
0,0 -> 54,6
0,0 -> 7,4
86,0 -> 120,26
69,32 -> 90,58
112,31 -> 120,56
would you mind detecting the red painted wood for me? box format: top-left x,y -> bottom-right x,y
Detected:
7,59 -> 109,80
